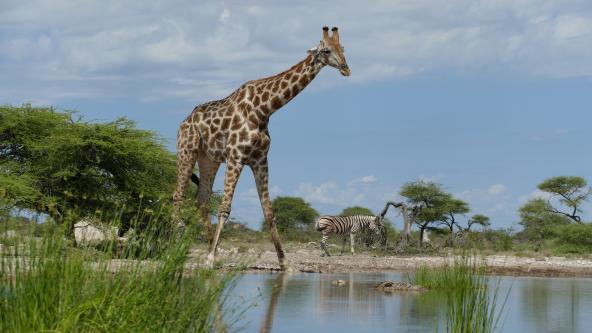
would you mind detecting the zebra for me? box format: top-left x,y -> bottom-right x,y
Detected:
315,215 -> 383,257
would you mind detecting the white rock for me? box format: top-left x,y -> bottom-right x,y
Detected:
2,230 -> 18,238
74,219 -> 116,246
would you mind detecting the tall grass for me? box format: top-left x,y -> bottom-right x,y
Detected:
410,257 -> 508,333
0,221 -> 237,332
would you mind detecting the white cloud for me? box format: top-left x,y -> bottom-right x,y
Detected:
349,175 -> 378,184
2,0 -> 592,104
518,189 -> 553,204
456,183 -> 512,215
418,174 -> 445,182
294,176 -> 399,213
295,181 -> 344,206
219,8 -> 230,23
487,184 -> 507,195
528,128 -> 572,142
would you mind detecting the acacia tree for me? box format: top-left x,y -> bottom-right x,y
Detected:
537,176 -> 590,223
438,197 -> 470,237
0,105 -> 177,233
467,214 -> 491,231
399,181 -> 449,245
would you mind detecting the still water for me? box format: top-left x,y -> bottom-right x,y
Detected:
227,272 -> 592,333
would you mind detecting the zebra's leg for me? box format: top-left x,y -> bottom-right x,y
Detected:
340,236 -> 347,255
320,234 -> 331,257
350,232 -> 356,255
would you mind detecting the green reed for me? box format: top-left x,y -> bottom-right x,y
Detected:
0,219 -> 236,333
410,256 -> 508,333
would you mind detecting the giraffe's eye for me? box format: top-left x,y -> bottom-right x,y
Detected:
321,48 -> 331,54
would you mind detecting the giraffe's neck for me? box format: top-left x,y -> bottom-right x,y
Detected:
256,54 -> 324,117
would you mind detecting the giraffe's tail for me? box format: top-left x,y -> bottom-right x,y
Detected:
191,173 -> 200,187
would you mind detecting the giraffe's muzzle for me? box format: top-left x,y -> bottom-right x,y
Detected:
339,63 -> 350,76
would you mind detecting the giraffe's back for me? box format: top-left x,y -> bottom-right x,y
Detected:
179,86 -> 272,164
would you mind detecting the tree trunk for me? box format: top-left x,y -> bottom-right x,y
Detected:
419,225 -> 426,246
400,205 -> 411,246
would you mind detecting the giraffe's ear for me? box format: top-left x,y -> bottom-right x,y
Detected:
307,46 -> 318,54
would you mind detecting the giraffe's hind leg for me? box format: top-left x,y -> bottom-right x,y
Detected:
196,156 -> 220,245
172,142 -> 199,227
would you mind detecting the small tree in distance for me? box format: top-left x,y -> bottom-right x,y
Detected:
439,197 -> 470,235
399,181 -> 449,245
267,196 -> 318,233
537,176 -> 591,223
467,214 -> 491,231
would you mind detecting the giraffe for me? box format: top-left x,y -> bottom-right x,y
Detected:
173,26 -> 350,270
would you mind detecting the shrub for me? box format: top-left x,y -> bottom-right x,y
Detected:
553,223 -> 592,254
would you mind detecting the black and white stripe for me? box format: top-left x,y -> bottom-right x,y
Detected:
315,215 -> 381,256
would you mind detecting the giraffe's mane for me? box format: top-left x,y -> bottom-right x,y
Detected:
246,53 -> 314,85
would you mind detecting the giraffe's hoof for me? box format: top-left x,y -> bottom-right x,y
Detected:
174,222 -> 186,239
204,252 -> 215,269
279,262 -> 295,273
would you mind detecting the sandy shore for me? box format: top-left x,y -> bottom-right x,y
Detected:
190,247 -> 592,277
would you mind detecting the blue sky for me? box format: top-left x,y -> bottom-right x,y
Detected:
2,0 -> 591,230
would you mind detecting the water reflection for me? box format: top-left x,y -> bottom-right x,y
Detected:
516,277 -> 589,333
231,273 -> 592,333
259,273 -> 287,333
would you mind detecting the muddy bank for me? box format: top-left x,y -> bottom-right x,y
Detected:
190,248 -> 592,277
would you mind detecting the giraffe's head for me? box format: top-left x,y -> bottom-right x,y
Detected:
309,26 -> 350,76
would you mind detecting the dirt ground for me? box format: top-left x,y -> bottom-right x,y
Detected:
189,244 -> 592,277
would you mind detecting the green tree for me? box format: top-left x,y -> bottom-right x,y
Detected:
537,176 -> 590,223
439,197 -> 470,235
0,105 -> 177,230
268,196 -> 318,233
399,181 -> 450,245
467,214 -> 491,231
519,198 -> 571,250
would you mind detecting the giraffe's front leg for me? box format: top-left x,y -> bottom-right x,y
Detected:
205,161 -> 243,268
251,158 -> 287,270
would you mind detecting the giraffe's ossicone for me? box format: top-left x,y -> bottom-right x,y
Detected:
173,26 -> 350,270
